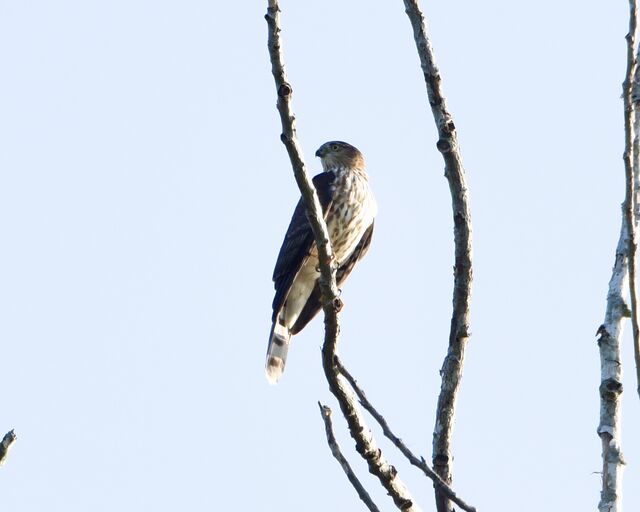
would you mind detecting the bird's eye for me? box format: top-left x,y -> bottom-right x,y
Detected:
330,143 -> 340,151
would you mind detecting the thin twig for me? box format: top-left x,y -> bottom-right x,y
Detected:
0,430 -> 16,466
402,2 -> 473,512
266,3 -> 420,510
336,358 -> 477,512
318,403 -> 382,512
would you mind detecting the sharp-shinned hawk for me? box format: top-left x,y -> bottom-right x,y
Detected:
265,141 -> 377,383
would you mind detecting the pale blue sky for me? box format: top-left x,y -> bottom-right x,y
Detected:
0,1 -> 638,511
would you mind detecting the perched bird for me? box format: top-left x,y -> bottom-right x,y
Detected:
265,141 -> 377,384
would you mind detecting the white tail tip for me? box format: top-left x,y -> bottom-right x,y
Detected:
265,356 -> 284,385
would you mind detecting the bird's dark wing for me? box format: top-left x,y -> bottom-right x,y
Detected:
271,172 -> 336,320
290,221 -> 374,334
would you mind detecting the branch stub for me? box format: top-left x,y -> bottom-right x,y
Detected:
599,378 -> 623,399
277,82 -> 292,98
436,138 -> 451,153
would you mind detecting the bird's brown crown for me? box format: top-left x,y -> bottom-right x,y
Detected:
315,141 -> 365,171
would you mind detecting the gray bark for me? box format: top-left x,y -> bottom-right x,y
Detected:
402,2 -> 473,511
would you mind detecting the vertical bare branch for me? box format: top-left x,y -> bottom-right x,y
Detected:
402,2 -> 473,511
318,403 -> 382,512
631,8 -> 640,399
595,2 -> 639,511
265,0 -> 337,296
624,0 -> 640,401
0,430 -> 16,466
266,3 -> 420,510
597,221 -> 629,512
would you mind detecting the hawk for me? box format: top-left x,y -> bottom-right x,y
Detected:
265,141 -> 377,384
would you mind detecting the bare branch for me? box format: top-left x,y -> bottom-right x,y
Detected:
597,224 -> 628,512
318,403 -> 382,512
402,2 -> 473,511
336,358 -> 477,512
594,3 -> 639,510
0,430 -> 16,466
319,355 -> 421,510
631,2 -> 640,399
266,3 -> 420,510
265,0 -> 337,300
624,0 -> 640,401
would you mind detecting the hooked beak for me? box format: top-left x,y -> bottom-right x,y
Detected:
315,148 -> 324,158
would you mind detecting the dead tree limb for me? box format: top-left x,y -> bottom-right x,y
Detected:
265,0 -> 336,290
596,224 -> 628,512
318,403 -> 381,512
266,2 -> 420,510
336,358 -> 477,512
402,2 -> 473,511
594,2 -> 639,510
625,0 -> 640,401
631,1 -> 640,399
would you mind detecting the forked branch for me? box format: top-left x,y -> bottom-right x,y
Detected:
337,358 -> 477,512
266,2 -> 420,510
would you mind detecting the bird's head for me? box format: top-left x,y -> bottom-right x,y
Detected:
315,141 -> 364,171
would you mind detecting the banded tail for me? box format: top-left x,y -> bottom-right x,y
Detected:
265,321 -> 291,384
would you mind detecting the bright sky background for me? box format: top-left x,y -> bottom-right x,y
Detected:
0,1 -> 638,511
